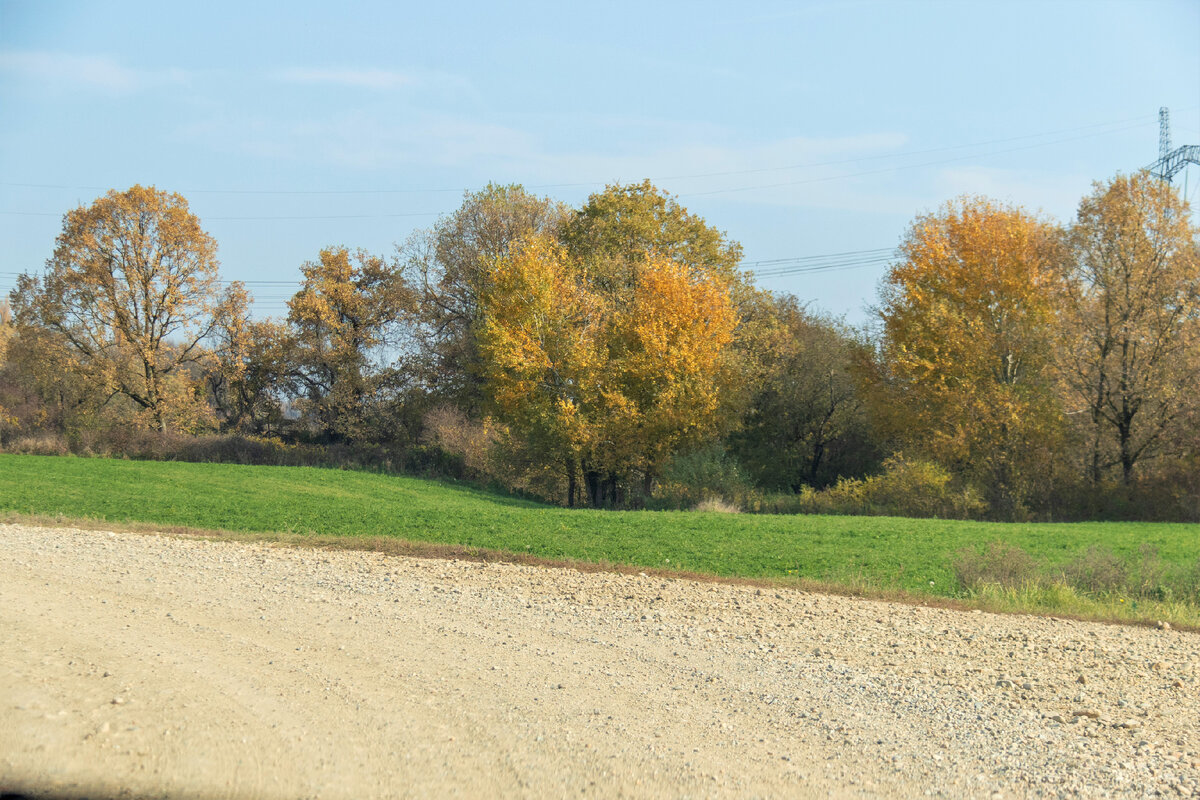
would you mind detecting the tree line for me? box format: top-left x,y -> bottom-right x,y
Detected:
2,174 -> 1198,520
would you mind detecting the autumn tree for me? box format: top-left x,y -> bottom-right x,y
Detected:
0,303 -> 14,433
595,253 -> 739,503
477,236 -> 601,505
732,296 -> 880,491
478,236 -> 738,507
877,196 -> 1067,516
1059,172 -> 1200,485
561,179 -> 747,298
205,287 -> 291,435
0,303 -> 10,352
11,185 -> 244,432
286,246 -> 416,443
401,184 -> 570,412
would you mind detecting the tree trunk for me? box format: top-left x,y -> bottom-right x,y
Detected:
808,440 -> 825,485
566,460 -> 577,508
585,470 -> 602,509
1119,421 -> 1135,485
144,363 -> 167,432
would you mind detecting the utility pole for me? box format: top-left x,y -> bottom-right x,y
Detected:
1147,107 -> 1200,183
1159,107 -> 1171,162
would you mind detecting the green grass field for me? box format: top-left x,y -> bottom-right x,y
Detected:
2,454 -> 1198,624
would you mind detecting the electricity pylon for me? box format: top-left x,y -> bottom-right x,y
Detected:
1147,107 -> 1200,182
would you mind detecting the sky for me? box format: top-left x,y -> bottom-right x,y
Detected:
1,0 -> 1198,322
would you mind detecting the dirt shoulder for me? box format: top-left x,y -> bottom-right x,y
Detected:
1,523 -> 1198,799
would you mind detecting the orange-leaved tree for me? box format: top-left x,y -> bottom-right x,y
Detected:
877,196 -> 1066,516
597,255 -> 739,502
12,185 -> 244,432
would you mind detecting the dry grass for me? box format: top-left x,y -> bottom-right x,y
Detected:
692,497 -> 741,513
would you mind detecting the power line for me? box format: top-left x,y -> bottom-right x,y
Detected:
751,255 -> 898,279
3,244 -> 905,291
0,210 -> 442,221
741,247 -> 895,267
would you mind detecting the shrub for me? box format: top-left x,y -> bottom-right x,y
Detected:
1127,543 -> 1172,600
651,445 -> 752,510
1176,559 -> 1200,604
2,433 -> 70,457
953,541 -> 1041,590
693,497 -> 741,514
755,454 -> 985,519
862,455 -> 986,519
1059,545 -> 1128,594
422,406 -> 499,479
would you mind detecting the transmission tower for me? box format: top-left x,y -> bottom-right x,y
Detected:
1147,106 -> 1200,182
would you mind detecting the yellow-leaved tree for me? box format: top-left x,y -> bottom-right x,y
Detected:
598,255 -> 738,502
0,303 -> 13,432
1059,172 -> 1200,485
877,196 -> 1066,516
478,236 -> 738,507
477,237 -> 602,505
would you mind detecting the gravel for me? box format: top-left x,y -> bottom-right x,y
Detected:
1,522 -> 1197,799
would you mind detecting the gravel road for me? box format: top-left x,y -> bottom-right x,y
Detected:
1,522 -> 1197,799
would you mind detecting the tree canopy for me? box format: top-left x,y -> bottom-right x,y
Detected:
7,176 -> 1200,520
1059,172 -> 1200,484
11,185 -> 243,432
877,196 -> 1066,515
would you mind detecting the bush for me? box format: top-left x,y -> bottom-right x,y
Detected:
953,541 -> 1042,590
1059,545 -> 1128,594
2,433 -> 71,457
1,425 -> 470,483
421,406 -> 498,479
752,454 -> 985,519
693,497 -> 741,514
651,445 -> 752,510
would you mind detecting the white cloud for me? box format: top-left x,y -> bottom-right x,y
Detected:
0,51 -> 188,93
272,67 -> 417,90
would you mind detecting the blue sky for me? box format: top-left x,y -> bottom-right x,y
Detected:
2,0 -> 1198,321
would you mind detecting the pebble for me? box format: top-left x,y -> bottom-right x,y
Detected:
4,521 -> 1199,799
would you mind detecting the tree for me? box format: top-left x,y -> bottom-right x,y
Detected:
11,185 -> 243,431
286,246 -> 416,443
561,179 -> 744,292
1059,172 -> 1200,485
733,296 -> 880,491
597,253 -> 739,502
0,303 -> 15,433
0,321 -> 106,438
877,196 -> 1066,515
478,236 -> 738,507
477,236 -> 601,506
205,288 -> 292,435
401,184 -> 569,412
562,180 -> 770,423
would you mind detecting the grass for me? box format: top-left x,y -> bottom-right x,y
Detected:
2,453 -> 1198,627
